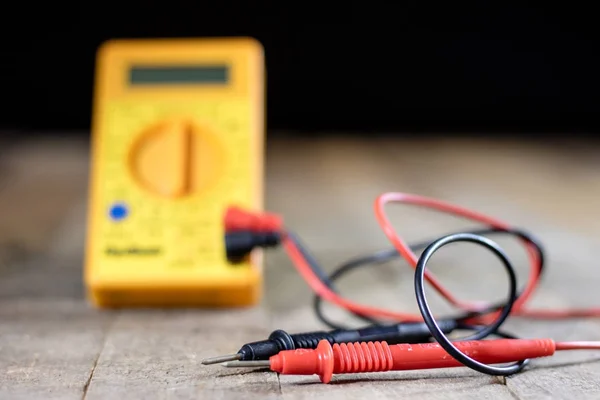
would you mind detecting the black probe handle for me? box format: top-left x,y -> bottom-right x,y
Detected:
238,329 -> 333,360
332,319 -> 458,345
237,320 -> 458,360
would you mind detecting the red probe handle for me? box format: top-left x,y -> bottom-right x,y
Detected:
387,338 -> 555,371
269,338 -> 556,383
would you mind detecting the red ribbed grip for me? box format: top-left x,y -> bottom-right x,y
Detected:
269,340 -> 394,383
333,341 -> 394,374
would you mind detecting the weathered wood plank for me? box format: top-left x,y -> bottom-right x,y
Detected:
0,137 -> 110,400
502,253 -> 600,399
85,308 -> 282,400
0,138 -> 89,253
279,372 -> 515,400
0,299 -> 112,400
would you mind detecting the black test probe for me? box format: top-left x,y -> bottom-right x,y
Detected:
210,230 -> 457,364
208,206 -> 544,366
201,319 -> 458,364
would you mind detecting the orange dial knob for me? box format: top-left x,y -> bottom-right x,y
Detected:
128,119 -> 223,198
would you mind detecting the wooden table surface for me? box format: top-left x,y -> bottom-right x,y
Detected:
1,134 -> 600,399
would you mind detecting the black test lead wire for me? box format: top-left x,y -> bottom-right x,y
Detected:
210,200 -> 600,378
281,229 -> 535,376
309,227 -> 546,330
201,319 -> 459,364
216,230 -> 528,372
203,227 -> 538,365
413,232 -> 529,375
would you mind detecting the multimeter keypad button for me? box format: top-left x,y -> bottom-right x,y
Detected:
108,203 -> 129,221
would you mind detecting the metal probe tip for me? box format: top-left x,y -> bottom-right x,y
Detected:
223,360 -> 271,368
201,353 -> 242,365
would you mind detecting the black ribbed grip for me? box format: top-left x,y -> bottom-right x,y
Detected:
291,332 -> 337,348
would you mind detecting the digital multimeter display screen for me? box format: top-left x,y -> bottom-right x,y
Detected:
129,65 -> 229,85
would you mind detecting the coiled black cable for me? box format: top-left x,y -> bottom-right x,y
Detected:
414,232 -> 527,375
306,227 -> 545,330
287,226 -> 545,375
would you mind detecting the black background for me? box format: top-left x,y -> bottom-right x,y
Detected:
1,2 -> 598,134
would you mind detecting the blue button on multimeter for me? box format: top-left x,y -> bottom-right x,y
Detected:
109,203 -> 129,221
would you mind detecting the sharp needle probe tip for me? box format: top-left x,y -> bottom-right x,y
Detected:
223,360 -> 271,368
201,354 -> 242,365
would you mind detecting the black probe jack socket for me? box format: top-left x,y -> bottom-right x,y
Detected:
225,231 -> 281,263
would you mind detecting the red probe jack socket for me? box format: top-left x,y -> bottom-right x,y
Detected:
224,206 -> 283,233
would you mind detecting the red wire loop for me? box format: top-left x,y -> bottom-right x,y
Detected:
282,191 -> 600,322
373,192 -> 542,315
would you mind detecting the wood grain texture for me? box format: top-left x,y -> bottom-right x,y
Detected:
84,309 -> 282,400
278,372 -> 515,400
0,299 -> 111,400
1,134 -> 600,399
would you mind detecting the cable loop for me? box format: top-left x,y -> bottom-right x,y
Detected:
414,232 -> 527,375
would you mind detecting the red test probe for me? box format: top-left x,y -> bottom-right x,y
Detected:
216,194 -> 600,380
226,338 -> 600,384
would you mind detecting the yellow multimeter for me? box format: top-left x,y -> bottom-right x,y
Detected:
84,37 -> 265,308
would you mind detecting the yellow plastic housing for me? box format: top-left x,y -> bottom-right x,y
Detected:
85,38 -> 265,308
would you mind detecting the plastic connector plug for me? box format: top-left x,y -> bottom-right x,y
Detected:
224,206 -> 283,233
225,230 -> 281,263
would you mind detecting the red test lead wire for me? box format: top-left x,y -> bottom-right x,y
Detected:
373,192 -> 600,320
373,192 -> 540,314
232,339 -> 600,384
278,191 -> 600,325
226,192 -> 600,323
